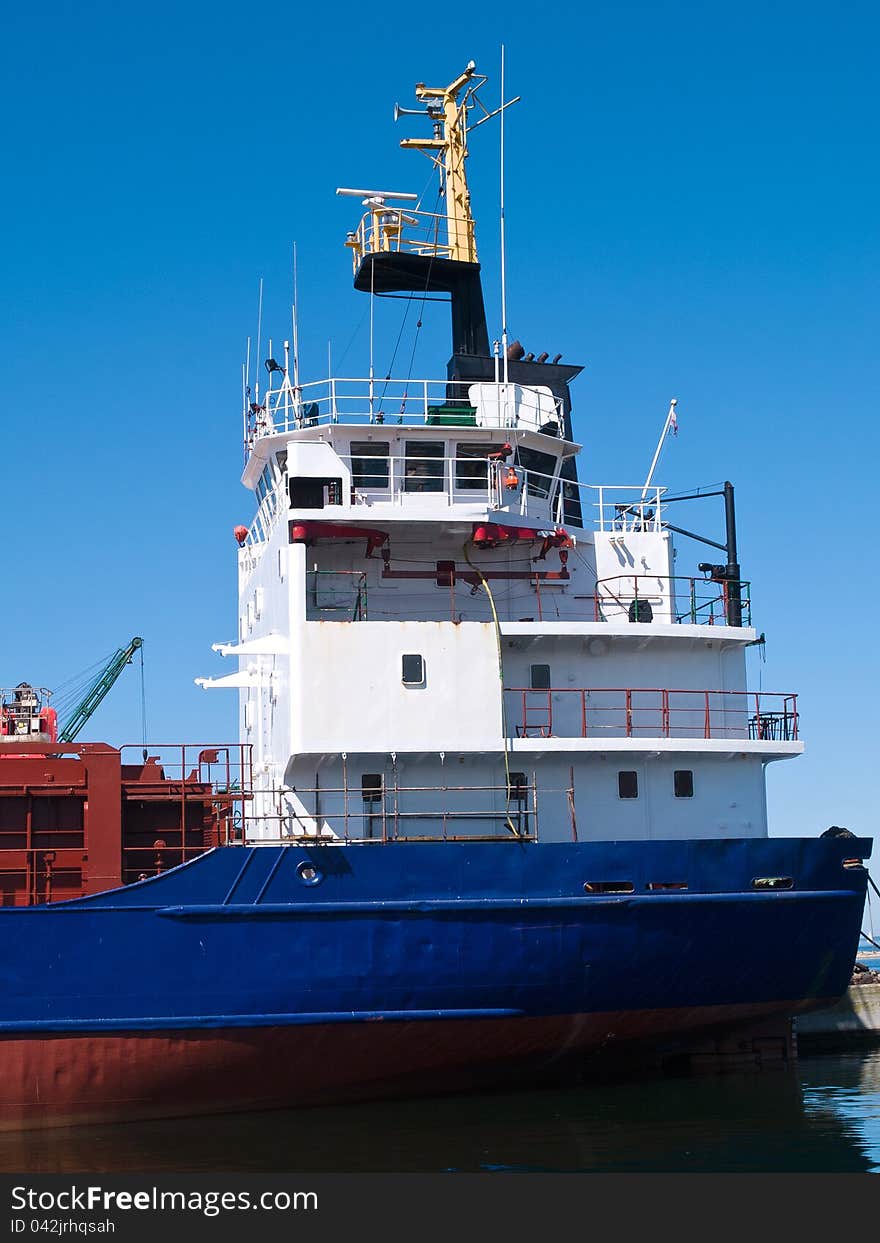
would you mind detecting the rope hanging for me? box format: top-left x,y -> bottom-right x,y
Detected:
462,538 -> 522,838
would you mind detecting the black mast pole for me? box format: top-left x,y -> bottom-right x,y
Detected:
724,481 -> 742,627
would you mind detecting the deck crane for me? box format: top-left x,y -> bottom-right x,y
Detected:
57,637 -> 144,743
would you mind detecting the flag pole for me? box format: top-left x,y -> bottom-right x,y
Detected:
641,398 -> 678,499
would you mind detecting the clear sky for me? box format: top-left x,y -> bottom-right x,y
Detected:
1,2 -> 877,861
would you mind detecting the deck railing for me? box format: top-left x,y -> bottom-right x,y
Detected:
304,569 -> 753,627
118,743 -> 254,877
246,376 -> 566,445
346,205 -> 454,268
503,688 -> 799,741
240,779 -> 546,844
592,575 -> 752,627
343,453 -> 563,517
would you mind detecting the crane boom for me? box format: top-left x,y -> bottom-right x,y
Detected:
57,638 -> 144,743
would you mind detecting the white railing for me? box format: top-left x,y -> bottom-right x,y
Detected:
278,455 -> 665,533
239,477 -> 287,580
245,460 -> 665,540
593,486 -> 665,532
507,479 -> 666,532
346,206 -> 455,269
245,377 -> 566,446
341,453 -> 562,518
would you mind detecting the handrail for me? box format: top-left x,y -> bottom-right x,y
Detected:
593,574 -> 753,626
346,206 -> 454,270
340,451 -> 562,513
246,376 -> 567,445
237,777 -> 554,845
303,569 -> 752,628
503,687 -> 799,741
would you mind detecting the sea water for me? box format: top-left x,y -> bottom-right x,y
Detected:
1,1047 -> 878,1174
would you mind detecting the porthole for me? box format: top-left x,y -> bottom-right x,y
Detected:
297,861 -> 323,886
751,876 -> 793,890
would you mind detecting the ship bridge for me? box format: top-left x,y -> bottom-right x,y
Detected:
241,365 -> 589,542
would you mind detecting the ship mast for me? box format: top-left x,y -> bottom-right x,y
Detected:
398,61 -> 480,264
338,61 -> 497,360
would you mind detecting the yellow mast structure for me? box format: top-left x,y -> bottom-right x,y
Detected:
399,61 -> 480,264
339,62 -> 519,355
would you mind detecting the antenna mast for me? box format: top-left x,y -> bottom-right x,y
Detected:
369,260 -> 375,419
291,243 -> 301,395
398,61 -> 481,264
641,399 -> 679,498
254,278 -> 264,406
500,44 -> 509,385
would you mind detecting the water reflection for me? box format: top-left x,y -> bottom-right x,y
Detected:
2,1051 -> 878,1174
800,1051 -> 880,1173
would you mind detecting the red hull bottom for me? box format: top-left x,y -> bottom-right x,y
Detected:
0,1002 -> 824,1131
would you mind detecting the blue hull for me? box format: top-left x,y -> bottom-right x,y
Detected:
0,836 -> 869,1128
0,837 -> 869,1030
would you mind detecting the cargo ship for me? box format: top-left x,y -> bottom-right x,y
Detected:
0,60 -> 870,1130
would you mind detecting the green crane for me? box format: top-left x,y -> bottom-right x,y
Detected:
57,637 -> 144,742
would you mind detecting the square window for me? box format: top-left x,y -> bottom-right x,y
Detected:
402,654 -> 425,686
507,771 -> 528,802
404,441 -> 445,492
515,446 -> 558,499
618,771 -> 638,799
350,441 -> 389,490
454,442 -> 496,490
674,770 -> 694,798
361,774 -> 383,804
530,664 -> 551,690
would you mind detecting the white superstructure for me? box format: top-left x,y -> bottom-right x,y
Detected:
197,375 -> 799,846
197,61 -> 801,847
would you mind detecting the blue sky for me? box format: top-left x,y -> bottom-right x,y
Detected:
1,2 -> 877,857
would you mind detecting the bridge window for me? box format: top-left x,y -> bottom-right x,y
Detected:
454,442 -> 495,490
618,771 -> 639,799
404,441 -> 445,493
515,446 -> 558,499
674,770 -> 694,798
350,441 -> 389,490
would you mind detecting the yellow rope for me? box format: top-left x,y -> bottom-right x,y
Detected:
462,540 -> 521,837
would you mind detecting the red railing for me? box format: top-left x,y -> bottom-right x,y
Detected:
0,742 -> 255,906
504,688 -> 799,741
118,743 -> 253,876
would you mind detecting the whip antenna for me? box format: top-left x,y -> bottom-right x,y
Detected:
641,398 -> 679,499
500,44 -> 509,386
254,278 -> 264,406
292,243 -> 301,395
